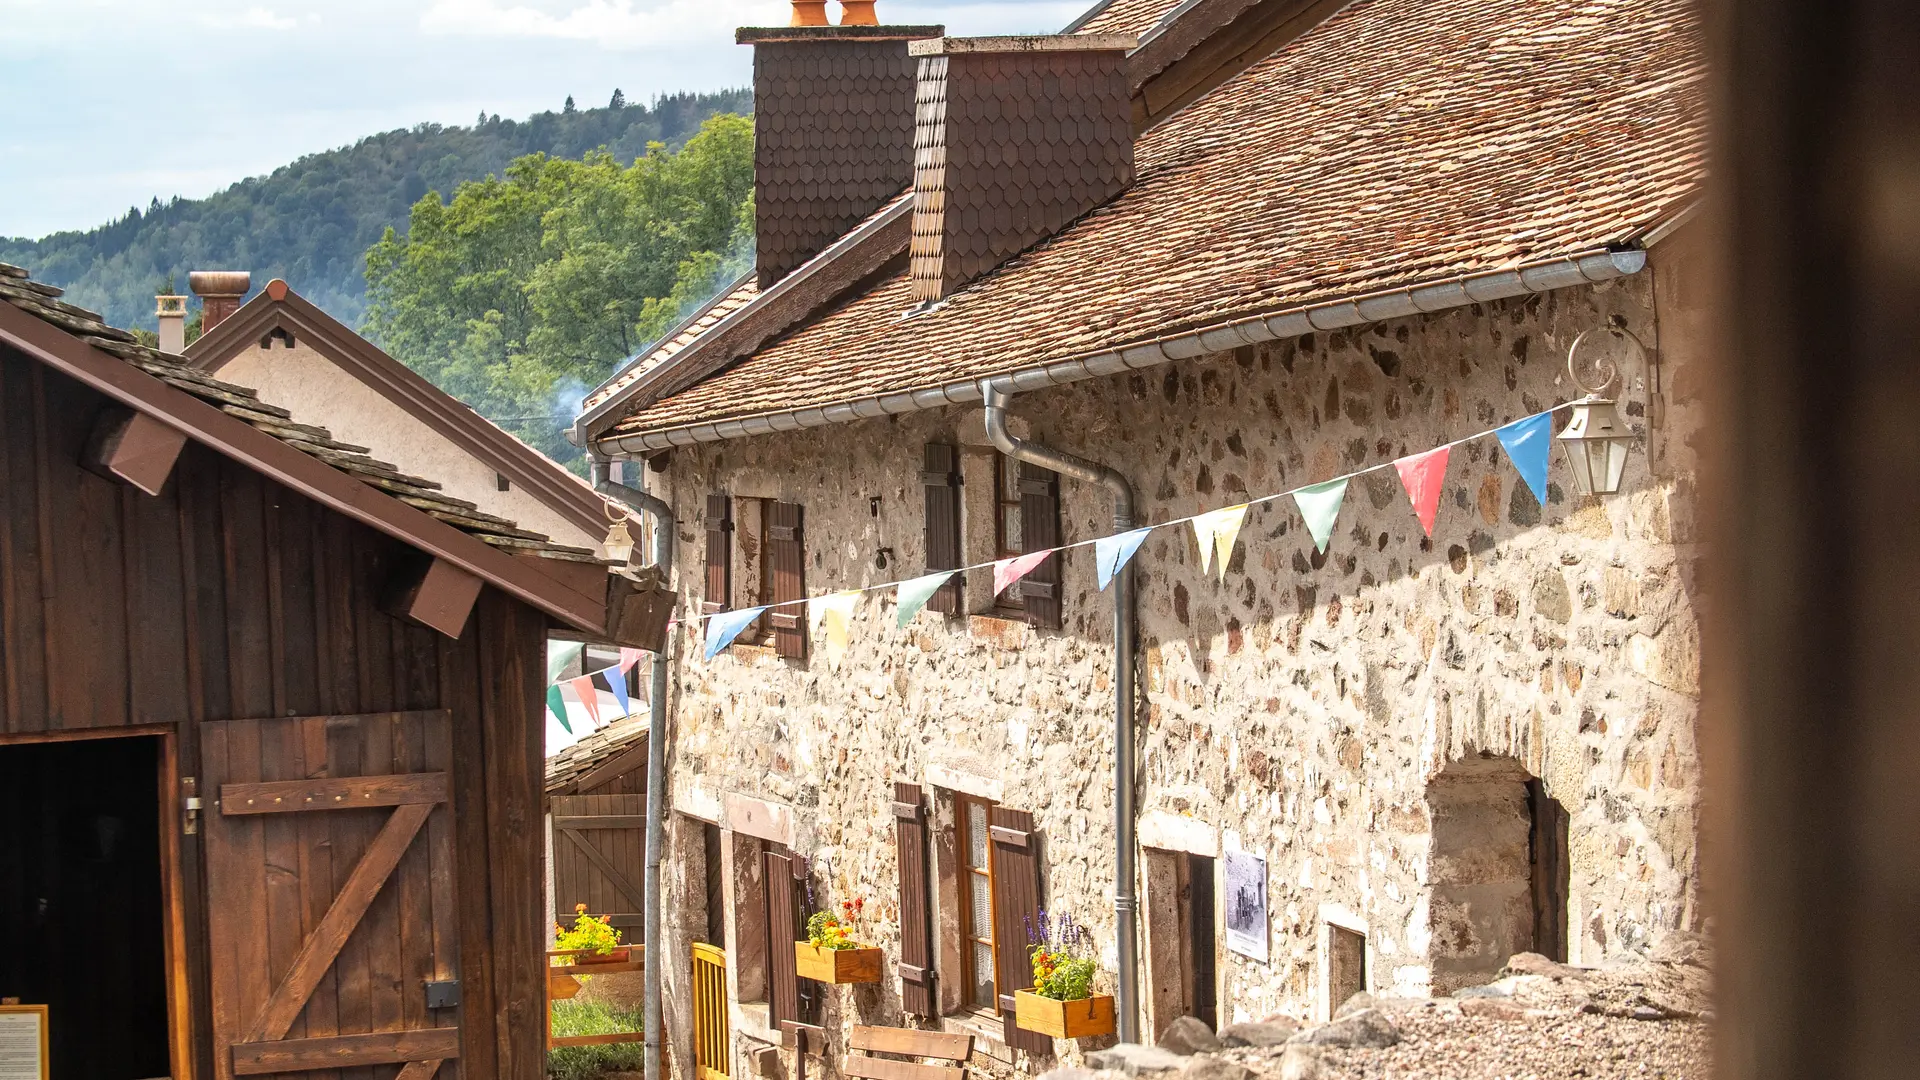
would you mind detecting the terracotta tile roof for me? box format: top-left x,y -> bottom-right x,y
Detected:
581,275 -> 760,412
1072,0 -> 1188,36
605,0 -> 1705,440
545,716 -> 648,794
0,261 -> 602,562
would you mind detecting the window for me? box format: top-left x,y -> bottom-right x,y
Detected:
703,495 -> 807,659
957,795 -> 998,1013
992,458 -> 1024,612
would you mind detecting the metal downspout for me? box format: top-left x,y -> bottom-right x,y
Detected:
978,380 -> 1142,1043
591,459 -> 674,1080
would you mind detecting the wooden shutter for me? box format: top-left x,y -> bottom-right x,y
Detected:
988,806 -> 1051,1054
892,783 -> 936,1016
1018,463 -> 1063,630
202,710 -> 460,1079
765,849 -> 802,1029
768,501 -> 808,659
703,493 -> 733,615
922,443 -> 963,614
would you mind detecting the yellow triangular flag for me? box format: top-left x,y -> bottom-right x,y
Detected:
807,591 -> 861,670
1190,504 -> 1249,581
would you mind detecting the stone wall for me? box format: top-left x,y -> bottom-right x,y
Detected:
648,231 -> 1707,1078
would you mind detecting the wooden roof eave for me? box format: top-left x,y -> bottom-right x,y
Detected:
0,300 -> 609,634
187,284 -> 619,538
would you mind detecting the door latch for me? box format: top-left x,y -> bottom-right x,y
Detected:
182,776 -> 202,835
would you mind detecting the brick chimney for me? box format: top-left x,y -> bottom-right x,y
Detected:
907,35 -> 1137,303
155,293 -> 188,354
738,8 -> 943,288
189,271 -> 251,332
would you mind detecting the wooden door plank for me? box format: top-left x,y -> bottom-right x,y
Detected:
221,771 -> 448,814
260,718 -> 310,1043
246,801 -> 435,1043
293,716 -> 342,1080
395,713 -> 433,1038
230,1028 -> 460,1075
394,1059 -> 445,1080
559,826 -> 648,914
552,814 -> 650,830
363,715 -> 410,1061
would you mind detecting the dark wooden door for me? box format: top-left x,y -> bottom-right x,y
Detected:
202,711 -> 460,1080
550,794 -> 647,937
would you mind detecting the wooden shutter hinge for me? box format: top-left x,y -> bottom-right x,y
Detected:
988,825 -> 1031,850
890,800 -> 925,822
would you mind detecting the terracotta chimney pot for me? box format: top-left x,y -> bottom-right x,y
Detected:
840,1 -> 878,25
188,271 -> 251,332
790,1 -> 829,26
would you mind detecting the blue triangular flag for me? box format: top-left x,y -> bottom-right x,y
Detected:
704,607 -> 767,660
598,667 -> 632,719
1495,412 -> 1553,507
1096,527 -> 1153,590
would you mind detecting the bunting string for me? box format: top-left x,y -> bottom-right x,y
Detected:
647,401 -> 1583,653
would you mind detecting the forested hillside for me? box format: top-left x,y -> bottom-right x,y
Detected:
363,113 -> 755,465
0,89 -> 751,331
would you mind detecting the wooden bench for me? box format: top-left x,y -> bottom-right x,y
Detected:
845,1026 -> 973,1080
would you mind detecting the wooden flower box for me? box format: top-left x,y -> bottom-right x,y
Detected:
573,946 -> 633,966
794,942 -> 883,984
1013,990 -> 1116,1039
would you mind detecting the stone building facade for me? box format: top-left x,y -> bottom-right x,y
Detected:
642,232 -> 1706,1076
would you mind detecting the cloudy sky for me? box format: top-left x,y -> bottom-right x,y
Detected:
0,0 -> 1087,240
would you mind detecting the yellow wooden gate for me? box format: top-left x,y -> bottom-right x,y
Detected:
692,942 -> 730,1080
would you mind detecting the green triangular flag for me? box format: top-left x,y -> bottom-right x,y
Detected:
1292,478 -> 1349,554
547,640 -> 584,683
546,684 -> 572,734
895,572 -> 957,628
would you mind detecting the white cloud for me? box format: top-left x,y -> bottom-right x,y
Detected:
420,0 -> 772,47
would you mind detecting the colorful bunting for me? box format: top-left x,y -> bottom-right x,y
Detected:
568,675 -> 603,728
1293,478 -> 1348,553
808,591 -> 862,669
1495,413 -> 1553,506
704,606 -> 768,660
547,640 -> 584,683
1192,504 -> 1249,580
1394,445 -> 1451,537
894,572 -> 957,628
546,684 -> 571,734
1096,527 -> 1153,590
599,667 -> 632,719
619,646 -> 645,671
993,551 -> 1053,597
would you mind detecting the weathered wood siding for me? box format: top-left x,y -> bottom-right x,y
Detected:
0,344 -> 549,1080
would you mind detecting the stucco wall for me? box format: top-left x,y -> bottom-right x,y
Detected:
651,233 -> 1707,1076
217,341 -> 601,548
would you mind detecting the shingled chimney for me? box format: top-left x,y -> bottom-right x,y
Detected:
188,271 -> 251,332
908,34 -> 1137,303
738,5 -> 942,288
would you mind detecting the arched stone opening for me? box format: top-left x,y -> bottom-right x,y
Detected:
1425,754 -> 1570,994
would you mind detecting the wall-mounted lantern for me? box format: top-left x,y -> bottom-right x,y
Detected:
601,518 -> 636,565
1557,326 -> 1647,496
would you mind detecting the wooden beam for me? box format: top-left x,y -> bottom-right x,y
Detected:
246,803 -> 434,1043
393,1059 -> 445,1080
558,826 -> 649,913
552,814 -> 648,830
568,739 -> 651,796
385,556 -> 484,639
0,300 -> 607,631
230,1028 -> 459,1075
85,407 -> 187,496
220,772 -> 447,815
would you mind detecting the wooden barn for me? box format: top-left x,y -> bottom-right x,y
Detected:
543,717 -> 651,939
0,261 -> 618,1080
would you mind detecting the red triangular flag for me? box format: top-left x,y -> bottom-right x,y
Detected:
1394,445 -> 1451,536
568,675 -> 603,728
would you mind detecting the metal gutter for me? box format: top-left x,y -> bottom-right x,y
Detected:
589,460 -> 674,1080
593,247 -> 1647,455
980,382 -> 1143,1043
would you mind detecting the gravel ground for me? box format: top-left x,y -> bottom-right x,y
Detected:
1224,1003 -> 1711,1080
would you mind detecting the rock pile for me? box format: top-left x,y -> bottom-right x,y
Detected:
1048,939 -> 1712,1080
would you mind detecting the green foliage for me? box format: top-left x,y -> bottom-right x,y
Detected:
546,1000 -> 644,1080
0,90 -> 751,334
1030,950 -> 1097,1001
363,113 -> 755,465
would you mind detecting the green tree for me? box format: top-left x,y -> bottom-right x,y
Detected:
363,113 -> 755,467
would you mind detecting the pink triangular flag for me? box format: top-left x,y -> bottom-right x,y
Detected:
568,675 -> 603,728
618,647 -> 645,671
1394,445 -> 1451,536
993,550 -> 1053,597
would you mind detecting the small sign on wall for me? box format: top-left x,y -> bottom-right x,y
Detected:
1223,849 -> 1269,962
0,1004 -> 49,1080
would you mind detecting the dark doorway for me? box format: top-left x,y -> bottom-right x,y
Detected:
1528,779 -> 1572,962
1186,853 -> 1217,1031
702,821 -> 726,947
0,736 -> 171,1079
